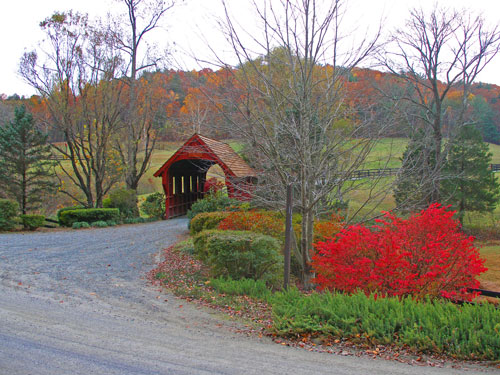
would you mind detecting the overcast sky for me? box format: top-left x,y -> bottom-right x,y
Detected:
1,0 -> 499,96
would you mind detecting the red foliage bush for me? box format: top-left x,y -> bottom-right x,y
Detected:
312,204 -> 487,301
217,210 -> 284,238
204,177 -> 225,193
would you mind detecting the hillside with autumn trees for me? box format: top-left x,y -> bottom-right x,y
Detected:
2,66 -> 500,145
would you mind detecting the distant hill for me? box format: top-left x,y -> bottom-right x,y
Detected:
2,66 -> 500,144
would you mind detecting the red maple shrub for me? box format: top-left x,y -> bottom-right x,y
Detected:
312,204 -> 487,301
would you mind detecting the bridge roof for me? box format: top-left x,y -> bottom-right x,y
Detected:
153,134 -> 256,178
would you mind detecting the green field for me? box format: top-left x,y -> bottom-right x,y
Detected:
53,137 -> 500,210
477,241 -> 500,291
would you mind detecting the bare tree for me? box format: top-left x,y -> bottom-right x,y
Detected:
206,0 -> 386,286
111,0 -> 176,191
382,6 -> 500,208
19,12 -> 126,207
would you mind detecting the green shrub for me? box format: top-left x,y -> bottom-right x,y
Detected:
124,217 -> 146,224
194,230 -> 282,285
141,192 -> 165,219
91,220 -> 108,228
106,220 -> 117,226
193,229 -> 220,261
187,191 -> 239,227
19,214 -> 45,230
57,205 -> 85,224
72,221 -> 90,229
59,208 -> 120,227
271,289 -> 500,360
0,199 -> 18,231
190,211 -> 230,235
210,277 -> 272,302
103,188 -> 139,218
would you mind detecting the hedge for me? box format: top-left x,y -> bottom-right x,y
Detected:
59,208 -> 120,227
193,229 -> 282,285
190,211 -> 230,235
57,205 -> 84,224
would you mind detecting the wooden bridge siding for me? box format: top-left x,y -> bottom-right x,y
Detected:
163,169 -> 206,219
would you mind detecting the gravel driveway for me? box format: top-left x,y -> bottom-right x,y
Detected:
0,220 -> 493,374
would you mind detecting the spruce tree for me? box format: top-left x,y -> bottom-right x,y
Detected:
0,105 -> 56,214
442,125 -> 500,225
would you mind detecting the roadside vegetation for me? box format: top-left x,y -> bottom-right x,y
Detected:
150,191 -> 500,364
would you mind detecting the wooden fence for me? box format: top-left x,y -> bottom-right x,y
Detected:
350,164 -> 500,180
350,168 -> 400,179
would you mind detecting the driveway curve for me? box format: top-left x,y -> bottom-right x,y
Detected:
0,219 -> 493,374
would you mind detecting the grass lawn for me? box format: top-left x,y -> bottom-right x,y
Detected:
477,241 -> 500,291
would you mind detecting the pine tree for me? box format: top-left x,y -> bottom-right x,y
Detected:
0,105 -> 56,214
442,125 -> 500,225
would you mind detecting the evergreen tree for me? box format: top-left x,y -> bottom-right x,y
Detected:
394,129 -> 436,212
0,105 -> 56,214
471,95 -> 500,144
442,125 -> 500,225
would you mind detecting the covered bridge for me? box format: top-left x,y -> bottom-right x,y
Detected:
154,134 -> 257,219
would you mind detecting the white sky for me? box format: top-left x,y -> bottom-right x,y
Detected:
1,0 -> 500,96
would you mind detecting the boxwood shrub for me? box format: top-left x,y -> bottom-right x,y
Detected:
59,208 -> 120,227
190,211 -> 230,235
19,214 -> 45,231
193,229 -> 282,285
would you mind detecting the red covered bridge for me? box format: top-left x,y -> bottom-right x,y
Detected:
154,134 -> 256,219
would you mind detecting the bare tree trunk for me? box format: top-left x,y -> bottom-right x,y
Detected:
203,0 -> 386,284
